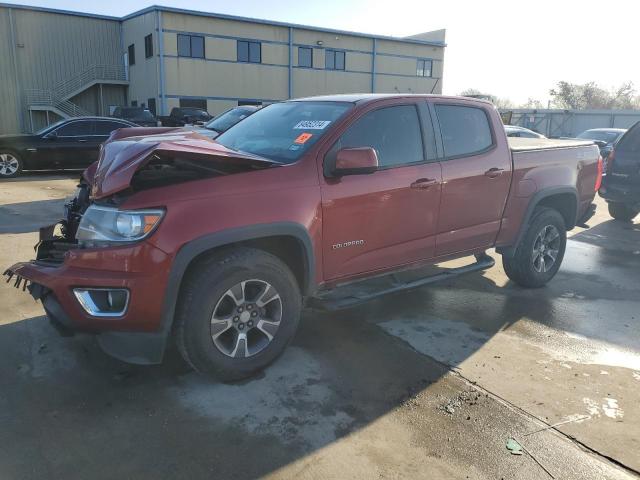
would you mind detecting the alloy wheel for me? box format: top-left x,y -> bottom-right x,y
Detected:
210,279 -> 282,358
532,225 -> 560,273
0,154 -> 19,177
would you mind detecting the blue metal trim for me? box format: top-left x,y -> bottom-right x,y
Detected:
371,38 -> 377,93
377,52 -> 442,62
292,42 -> 372,56
292,65 -> 369,75
121,5 -> 447,47
163,54 -> 288,69
0,2 -> 120,20
0,3 -> 446,48
163,28 -> 289,46
157,10 -> 166,115
288,27 -> 293,99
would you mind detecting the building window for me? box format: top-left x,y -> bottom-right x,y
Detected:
128,44 -> 135,66
177,34 -> 205,58
237,40 -> 261,63
325,49 -> 345,70
179,98 -> 208,110
145,34 -> 153,58
417,59 -> 433,77
298,47 -> 313,68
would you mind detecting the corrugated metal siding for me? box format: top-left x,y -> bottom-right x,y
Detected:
0,8 -> 21,134
12,9 -> 122,90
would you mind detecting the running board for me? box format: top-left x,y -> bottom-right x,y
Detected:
309,254 -> 495,311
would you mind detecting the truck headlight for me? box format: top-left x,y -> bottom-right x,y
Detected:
76,205 -> 164,246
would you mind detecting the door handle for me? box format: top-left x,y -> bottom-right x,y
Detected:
77,139 -> 88,143
484,167 -> 504,178
410,178 -> 438,189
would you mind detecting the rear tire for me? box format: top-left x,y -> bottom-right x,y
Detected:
0,151 -> 22,178
608,202 -> 638,222
175,247 -> 302,381
502,207 -> 567,288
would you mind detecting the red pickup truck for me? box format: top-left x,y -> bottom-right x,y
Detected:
5,94 -> 601,380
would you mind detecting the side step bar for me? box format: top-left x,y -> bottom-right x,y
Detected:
309,254 -> 495,311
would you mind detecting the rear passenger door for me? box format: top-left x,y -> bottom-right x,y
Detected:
432,102 -> 512,256
320,102 -> 442,280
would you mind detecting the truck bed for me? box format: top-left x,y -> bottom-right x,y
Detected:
508,137 -> 595,152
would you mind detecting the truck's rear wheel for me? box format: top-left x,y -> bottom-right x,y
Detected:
175,247 -> 302,381
608,202 -> 638,222
502,207 -> 567,288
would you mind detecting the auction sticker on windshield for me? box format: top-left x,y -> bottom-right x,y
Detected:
293,120 -> 331,130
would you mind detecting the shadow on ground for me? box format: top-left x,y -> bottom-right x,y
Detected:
0,199 -> 66,233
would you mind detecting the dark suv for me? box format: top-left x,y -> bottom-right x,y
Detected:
599,122 -> 640,221
112,107 -> 158,127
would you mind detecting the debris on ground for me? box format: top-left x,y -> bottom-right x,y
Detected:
438,389 -> 484,415
506,437 -> 523,455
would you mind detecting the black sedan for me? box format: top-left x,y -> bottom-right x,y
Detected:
0,117 -> 137,178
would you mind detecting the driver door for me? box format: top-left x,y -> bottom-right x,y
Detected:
319,101 -> 442,281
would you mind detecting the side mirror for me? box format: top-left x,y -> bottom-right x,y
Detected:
333,147 -> 379,176
45,131 -> 58,140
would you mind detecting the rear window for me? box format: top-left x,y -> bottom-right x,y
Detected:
435,105 -> 493,158
615,123 -> 640,153
216,101 -> 351,164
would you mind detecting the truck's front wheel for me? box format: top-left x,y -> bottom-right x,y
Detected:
175,247 -> 302,381
502,207 -> 567,288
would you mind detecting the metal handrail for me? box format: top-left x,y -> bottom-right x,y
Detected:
24,64 -> 125,119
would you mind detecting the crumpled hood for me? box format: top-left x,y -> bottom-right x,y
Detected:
90,128 -> 278,199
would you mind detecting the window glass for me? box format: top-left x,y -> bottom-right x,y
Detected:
335,51 -> 345,70
325,50 -> 345,70
298,47 -> 312,67
325,50 -> 334,69
144,34 -> 153,58
330,105 -> 424,168
95,121 -> 129,136
435,105 -> 493,157
191,36 -> 205,58
177,34 -> 191,57
417,59 -> 432,77
216,101 -> 351,164
179,98 -> 208,110
249,41 -> 261,63
128,44 -> 135,65
237,41 -> 248,62
56,121 -> 93,136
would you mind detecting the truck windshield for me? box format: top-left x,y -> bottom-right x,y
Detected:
216,101 -> 352,164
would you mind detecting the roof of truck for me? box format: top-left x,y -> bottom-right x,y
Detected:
292,94 -> 493,105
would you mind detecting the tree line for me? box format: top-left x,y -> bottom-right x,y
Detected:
460,81 -> 640,110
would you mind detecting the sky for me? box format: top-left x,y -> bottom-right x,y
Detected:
6,0 -> 640,105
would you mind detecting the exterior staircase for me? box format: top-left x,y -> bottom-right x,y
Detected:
24,64 -> 128,124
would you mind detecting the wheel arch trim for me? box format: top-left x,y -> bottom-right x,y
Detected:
498,186 -> 578,256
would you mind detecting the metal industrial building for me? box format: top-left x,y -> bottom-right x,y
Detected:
0,3 -> 446,134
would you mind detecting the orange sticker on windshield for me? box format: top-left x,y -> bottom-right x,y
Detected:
294,132 -> 313,144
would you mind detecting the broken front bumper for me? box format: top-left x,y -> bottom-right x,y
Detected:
4,223 -> 173,336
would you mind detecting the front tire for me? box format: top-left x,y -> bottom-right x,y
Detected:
608,202 -> 638,222
175,247 -> 302,381
502,207 -> 567,288
0,151 -> 22,178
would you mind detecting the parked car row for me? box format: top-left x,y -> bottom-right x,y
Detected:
0,106 -> 260,178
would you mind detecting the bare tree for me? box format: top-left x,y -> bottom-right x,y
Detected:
550,81 -> 640,109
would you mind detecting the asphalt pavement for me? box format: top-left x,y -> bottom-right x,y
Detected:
0,174 -> 638,479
